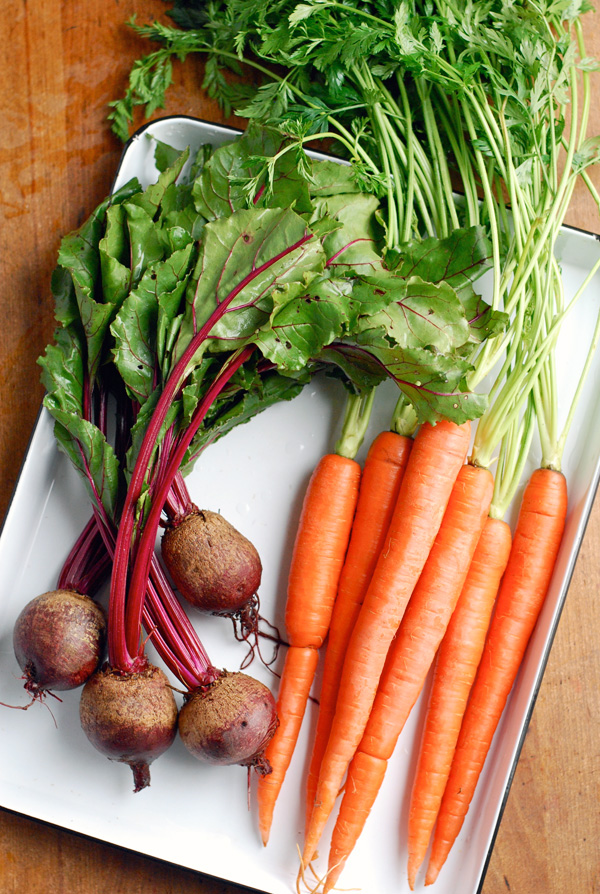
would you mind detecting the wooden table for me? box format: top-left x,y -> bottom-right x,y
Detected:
1,2 -> 599,892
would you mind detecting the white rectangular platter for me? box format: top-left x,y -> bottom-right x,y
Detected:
1,115 -> 599,894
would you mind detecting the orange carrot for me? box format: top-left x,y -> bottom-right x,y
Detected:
303,420 -> 471,867
304,430 -> 412,832
321,462 -> 494,892
257,646 -> 319,845
256,452 -> 361,845
406,516 -> 512,890
325,751 -> 387,884
425,467 -> 567,886
283,454 -> 361,650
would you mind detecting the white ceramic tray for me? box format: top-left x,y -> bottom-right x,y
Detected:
1,116 -> 599,894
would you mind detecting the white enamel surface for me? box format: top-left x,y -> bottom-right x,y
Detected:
1,117 -> 599,894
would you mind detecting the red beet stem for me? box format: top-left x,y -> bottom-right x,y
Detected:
109,230 -> 315,669
164,471 -> 195,522
57,515 -> 111,597
91,510 -> 215,685
123,345 -> 255,660
145,557 -> 217,685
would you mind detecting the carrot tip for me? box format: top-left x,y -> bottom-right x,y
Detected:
259,820 -> 271,847
408,853 -> 425,889
424,867 -> 439,886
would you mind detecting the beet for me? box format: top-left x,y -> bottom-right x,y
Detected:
13,589 -> 107,695
178,671 -> 278,771
161,509 -> 262,615
79,662 -> 178,792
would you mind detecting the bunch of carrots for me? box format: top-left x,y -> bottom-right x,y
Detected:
252,134 -> 600,891
221,2 -> 600,890
256,277 -> 600,890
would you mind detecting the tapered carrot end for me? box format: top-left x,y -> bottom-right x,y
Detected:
258,814 -> 271,847
303,814 -> 324,868
323,858 -> 346,894
424,863 -> 441,886
407,862 -> 418,890
257,780 -> 274,847
302,841 -> 318,869
407,838 -> 429,889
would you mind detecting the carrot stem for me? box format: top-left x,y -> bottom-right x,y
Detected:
335,387 -> 376,459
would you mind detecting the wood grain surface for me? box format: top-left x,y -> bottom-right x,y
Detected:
1,3 -> 599,893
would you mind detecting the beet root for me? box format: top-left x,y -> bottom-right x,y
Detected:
12,589 -> 107,696
79,662 -> 178,792
178,671 -> 278,772
161,510 -> 262,616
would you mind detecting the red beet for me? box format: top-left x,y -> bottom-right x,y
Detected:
13,589 -> 106,695
161,510 -> 262,616
178,671 -> 278,772
79,662 -> 178,792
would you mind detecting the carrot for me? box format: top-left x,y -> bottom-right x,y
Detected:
304,429 -> 413,832
302,419 -> 471,866
325,751 -> 387,885
282,453 -> 361,650
256,449 -> 361,844
257,646 -> 319,845
406,515 -> 512,889
425,467 -> 567,886
320,461 -> 494,892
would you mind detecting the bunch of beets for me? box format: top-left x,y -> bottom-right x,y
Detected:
10,125 -> 499,790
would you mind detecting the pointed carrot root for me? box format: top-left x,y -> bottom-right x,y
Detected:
257,453 -> 361,844
323,751 -> 388,893
257,646 -> 319,845
303,420 -> 471,867
425,468 -> 568,886
406,516 -> 512,890
304,431 -> 412,832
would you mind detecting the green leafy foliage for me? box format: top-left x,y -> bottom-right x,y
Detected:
111,243 -> 195,401
175,205 -> 327,361
255,275 -> 355,369
101,0 -> 600,548
39,326 -> 121,518
40,125 -> 499,534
